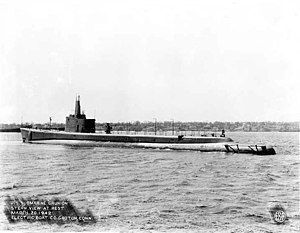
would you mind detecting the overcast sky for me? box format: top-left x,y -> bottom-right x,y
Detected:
0,0 -> 299,123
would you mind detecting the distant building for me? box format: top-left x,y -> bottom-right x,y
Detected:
65,95 -> 95,133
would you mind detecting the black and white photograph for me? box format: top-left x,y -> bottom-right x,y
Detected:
0,0 -> 299,232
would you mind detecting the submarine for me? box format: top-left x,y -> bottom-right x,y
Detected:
21,95 -> 233,144
20,96 -> 275,155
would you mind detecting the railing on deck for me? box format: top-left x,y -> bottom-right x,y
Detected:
95,130 -> 221,137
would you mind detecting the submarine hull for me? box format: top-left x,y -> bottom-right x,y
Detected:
21,128 -> 233,144
20,128 -> 276,155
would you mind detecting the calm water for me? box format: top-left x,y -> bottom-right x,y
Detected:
0,132 -> 299,232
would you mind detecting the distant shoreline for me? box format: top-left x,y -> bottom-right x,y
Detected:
0,128 -> 21,133
0,128 -> 299,133
1,121 -> 298,133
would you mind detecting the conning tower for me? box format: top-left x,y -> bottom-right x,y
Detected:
65,95 -> 95,133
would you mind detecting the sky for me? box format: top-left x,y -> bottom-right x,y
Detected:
0,0 -> 299,123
